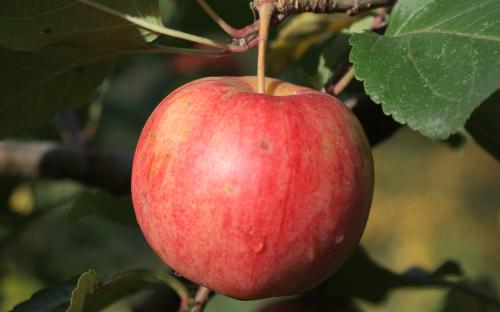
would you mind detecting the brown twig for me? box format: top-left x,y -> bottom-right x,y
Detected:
189,286 -> 212,312
196,0 -> 260,38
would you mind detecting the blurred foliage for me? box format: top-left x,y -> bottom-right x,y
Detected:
466,91 -> 500,161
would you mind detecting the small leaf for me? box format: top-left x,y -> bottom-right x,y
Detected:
68,190 -> 136,227
440,278 -> 500,312
11,269 -> 189,312
269,13 -> 358,75
430,261 -> 464,278
323,247 -> 416,302
321,247 -> 489,304
0,0 -> 161,51
67,270 -> 100,312
350,0 -> 500,138
465,91 -> 500,161
11,269 -> 98,312
83,269 -> 189,312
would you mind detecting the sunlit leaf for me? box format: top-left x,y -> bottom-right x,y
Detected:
350,0 -> 500,138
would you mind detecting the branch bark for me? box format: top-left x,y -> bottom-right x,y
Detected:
252,0 -> 396,15
0,140 -> 132,195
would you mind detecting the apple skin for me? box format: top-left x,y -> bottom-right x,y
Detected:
131,76 -> 374,300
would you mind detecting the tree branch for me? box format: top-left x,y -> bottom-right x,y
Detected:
252,0 -> 397,15
0,140 -> 131,195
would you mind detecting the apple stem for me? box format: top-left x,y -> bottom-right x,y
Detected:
257,2 -> 275,94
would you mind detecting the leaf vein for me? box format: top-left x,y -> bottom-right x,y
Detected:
406,37 -> 456,102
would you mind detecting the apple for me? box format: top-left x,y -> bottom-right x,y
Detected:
131,76 -> 374,300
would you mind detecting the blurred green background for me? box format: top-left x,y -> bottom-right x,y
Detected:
0,1 -> 499,311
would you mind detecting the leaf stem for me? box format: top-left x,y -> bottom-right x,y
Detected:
257,2 -> 275,94
332,67 -> 355,95
76,0 -> 244,52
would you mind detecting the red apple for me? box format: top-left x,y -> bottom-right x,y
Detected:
131,76 -> 374,299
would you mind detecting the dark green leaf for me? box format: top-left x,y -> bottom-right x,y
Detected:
11,269 -> 189,312
430,261 -> 464,278
465,91 -> 500,161
440,278 -> 500,312
323,248 -> 417,302
0,0 -> 172,137
83,269 -> 189,312
0,47 -> 114,137
0,0 -> 160,51
350,0 -> 500,138
11,269 -> 99,312
68,190 -> 136,226
322,247 -> 474,303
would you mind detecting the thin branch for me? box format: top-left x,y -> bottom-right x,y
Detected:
189,286 -> 212,312
196,0 -> 236,35
196,0 -> 261,49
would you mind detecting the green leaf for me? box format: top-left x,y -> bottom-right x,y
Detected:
0,1 -> 221,137
68,190 -> 136,227
465,91 -> 500,161
11,269 -> 189,312
321,247 -> 495,304
83,269 -> 189,312
0,47 -> 115,137
440,278 -> 500,312
350,0 -> 500,138
67,270 -> 100,312
11,269 -> 99,312
0,0 -> 161,51
323,248 -> 417,302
